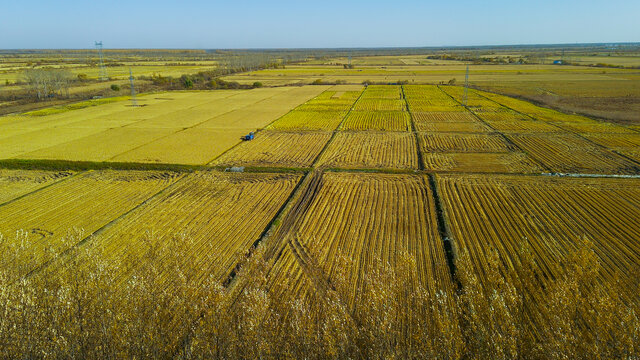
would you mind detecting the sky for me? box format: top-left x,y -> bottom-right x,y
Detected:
1,0 -> 639,49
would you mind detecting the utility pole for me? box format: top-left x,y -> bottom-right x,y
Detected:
129,68 -> 137,107
95,41 -> 108,81
463,64 -> 469,106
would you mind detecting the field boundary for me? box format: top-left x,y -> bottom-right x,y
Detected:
402,85 -> 425,170
0,159 -> 201,172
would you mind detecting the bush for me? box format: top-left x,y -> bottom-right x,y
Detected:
252,81 -> 263,88
110,84 -> 120,91
311,79 -> 324,85
77,73 -> 88,81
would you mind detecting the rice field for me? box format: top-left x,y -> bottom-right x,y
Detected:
341,111 -> 411,131
423,152 -> 543,173
0,169 -> 74,204
50,171 -> 301,287
0,170 -> 181,280
436,173 -> 640,305
317,131 -> 418,169
267,111 -> 346,131
419,133 -> 514,153
507,133 -> 640,174
266,172 -> 453,308
0,87 -> 328,164
212,131 -> 332,168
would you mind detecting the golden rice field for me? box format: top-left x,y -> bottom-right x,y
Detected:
0,169 -> 74,205
417,122 -> 491,133
212,131 -> 332,168
266,172 -> 453,308
481,119 -> 562,133
412,112 -> 479,124
435,173 -> 640,303
419,133 -> 514,153
507,133 -> 639,174
340,111 -> 411,131
317,131 -> 418,169
267,110 -> 346,131
0,87 -> 328,164
0,170 -> 181,280
50,171 -> 301,287
423,152 -> 543,173
354,98 -> 406,111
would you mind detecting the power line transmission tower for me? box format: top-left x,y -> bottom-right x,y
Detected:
95,41 -> 108,81
463,64 -> 469,106
129,68 -> 138,107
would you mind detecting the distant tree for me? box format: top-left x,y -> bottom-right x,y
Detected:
448,78 -> 457,85
252,81 -> 263,88
22,68 -> 73,100
110,84 -> 120,91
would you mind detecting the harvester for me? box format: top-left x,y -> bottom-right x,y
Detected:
241,131 -> 255,141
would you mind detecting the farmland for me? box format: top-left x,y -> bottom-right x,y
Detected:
263,172 -> 453,309
1,79 -> 640,357
49,172 -> 302,287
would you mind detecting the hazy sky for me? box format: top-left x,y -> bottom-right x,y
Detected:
1,0 -> 639,49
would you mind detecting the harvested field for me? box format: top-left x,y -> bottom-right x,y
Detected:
212,131 -> 332,168
354,99 -> 405,111
53,172 -> 301,287
475,111 -> 528,122
416,122 -> 491,133
423,152 -> 543,173
436,173 -> 640,305
267,111 -> 346,131
482,120 -> 562,133
341,111 -> 411,131
507,133 -> 640,174
553,122 -> 637,134
0,170 -> 74,204
317,131 -> 418,169
412,112 -> 479,124
0,170 -> 180,280
418,133 -> 513,153
582,133 -> 640,148
406,101 -> 465,112
267,172 -> 453,308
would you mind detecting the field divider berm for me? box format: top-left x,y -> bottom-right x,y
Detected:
426,173 -> 459,286
401,85 -> 425,171
21,172 -> 190,282
0,158 -> 202,172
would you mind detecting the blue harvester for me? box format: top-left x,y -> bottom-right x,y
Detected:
242,131 -> 255,141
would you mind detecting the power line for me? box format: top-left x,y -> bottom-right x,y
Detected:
129,68 -> 138,107
95,41 -> 108,81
